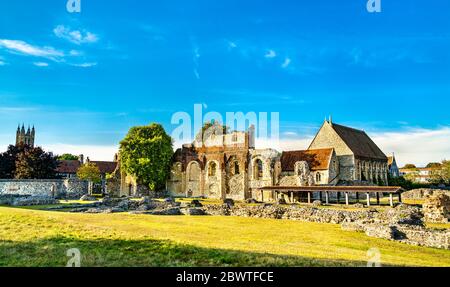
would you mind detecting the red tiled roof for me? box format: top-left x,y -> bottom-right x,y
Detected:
91,161 -> 117,174
281,148 -> 334,171
56,160 -> 81,174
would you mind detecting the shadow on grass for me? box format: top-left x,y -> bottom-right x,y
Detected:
0,236 -> 371,267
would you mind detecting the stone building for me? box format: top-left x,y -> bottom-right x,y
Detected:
16,124 -> 35,147
166,122 -> 280,200
113,119 -> 389,200
308,119 -> 389,186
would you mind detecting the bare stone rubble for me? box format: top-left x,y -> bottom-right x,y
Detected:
402,188 -> 450,200
423,193 -> 450,223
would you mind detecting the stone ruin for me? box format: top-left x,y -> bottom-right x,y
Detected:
423,193 -> 450,223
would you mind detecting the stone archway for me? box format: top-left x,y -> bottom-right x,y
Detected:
186,161 -> 201,197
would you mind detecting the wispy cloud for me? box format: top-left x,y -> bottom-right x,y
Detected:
281,57 -> 291,68
265,126 -> 450,167
0,39 -> 64,60
40,143 -> 118,161
53,25 -> 99,45
265,49 -> 277,58
70,62 -> 97,68
33,62 -> 49,67
192,41 -> 201,80
0,60 -> 5,66
0,106 -> 40,113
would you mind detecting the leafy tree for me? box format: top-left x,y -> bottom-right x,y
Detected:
120,123 -> 173,191
404,171 -> 419,183
403,164 -> 417,169
77,163 -> 102,183
195,121 -> 229,143
0,145 -> 24,178
15,147 -> 58,179
58,153 -> 79,161
388,174 -> 414,190
429,160 -> 450,185
426,162 -> 442,168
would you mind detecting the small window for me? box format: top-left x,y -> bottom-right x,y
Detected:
208,162 -> 217,177
234,161 -> 240,175
316,172 -> 322,183
254,159 -> 263,180
232,134 -> 238,142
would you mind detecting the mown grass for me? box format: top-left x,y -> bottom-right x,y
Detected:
1,207 -> 449,267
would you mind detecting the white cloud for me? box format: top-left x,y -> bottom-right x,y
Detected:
43,144 -> 118,161
265,49 -> 277,58
53,25 -> 99,45
371,127 -> 450,167
193,46 -> 200,79
70,62 -> 97,68
228,41 -> 237,49
0,60 -> 5,66
0,106 -> 39,113
33,62 -> 49,67
0,39 -> 64,60
69,50 -> 83,56
281,57 -> 292,68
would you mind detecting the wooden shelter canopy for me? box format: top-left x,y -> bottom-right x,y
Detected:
257,186 -> 403,194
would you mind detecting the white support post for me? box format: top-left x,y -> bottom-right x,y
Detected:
345,192 -> 349,206
366,193 -> 371,207
325,192 -> 329,205
389,194 -> 394,207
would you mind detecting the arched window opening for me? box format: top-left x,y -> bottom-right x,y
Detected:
316,172 -> 322,183
233,161 -> 240,175
254,159 -> 263,180
208,162 -> 217,177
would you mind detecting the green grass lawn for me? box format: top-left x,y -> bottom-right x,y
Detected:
0,206 -> 449,267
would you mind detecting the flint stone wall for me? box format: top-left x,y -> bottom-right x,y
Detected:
423,193 -> 450,223
0,179 -> 88,199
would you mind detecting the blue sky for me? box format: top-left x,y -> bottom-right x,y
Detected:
0,0 -> 449,165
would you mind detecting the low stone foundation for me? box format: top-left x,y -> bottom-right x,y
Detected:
203,203 -> 449,249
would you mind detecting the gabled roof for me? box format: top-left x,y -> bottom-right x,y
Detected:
91,161 -> 118,174
331,123 -> 387,161
281,148 -> 334,171
56,160 -> 81,174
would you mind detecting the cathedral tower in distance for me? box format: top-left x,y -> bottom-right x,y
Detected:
16,124 -> 35,147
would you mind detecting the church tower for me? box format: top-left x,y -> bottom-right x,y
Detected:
16,124 -> 35,147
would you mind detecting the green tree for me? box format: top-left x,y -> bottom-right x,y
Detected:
119,123 -> 173,191
403,164 -> 417,169
15,147 -> 58,179
77,163 -> 102,195
0,145 -> 25,178
77,163 -> 102,183
388,174 -> 414,190
429,160 -> 450,185
58,153 -> 79,161
404,171 -> 419,183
